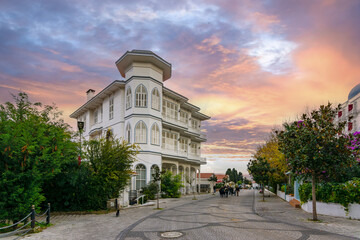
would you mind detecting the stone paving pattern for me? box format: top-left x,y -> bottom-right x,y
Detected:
4,190 -> 360,240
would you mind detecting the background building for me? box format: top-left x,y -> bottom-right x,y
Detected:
337,83 -> 360,134
197,173 -> 229,192
70,50 -> 210,206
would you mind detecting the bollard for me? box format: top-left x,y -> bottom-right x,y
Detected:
115,199 -> 120,217
46,203 -> 51,225
31,205 -> 35,229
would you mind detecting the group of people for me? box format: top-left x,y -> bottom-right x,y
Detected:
215,185 -> 241,197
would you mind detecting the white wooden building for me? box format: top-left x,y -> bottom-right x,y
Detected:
70,50 -> 210,206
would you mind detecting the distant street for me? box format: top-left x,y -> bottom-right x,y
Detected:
117,190 -> 357,240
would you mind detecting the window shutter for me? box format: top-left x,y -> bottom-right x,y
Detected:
349,104 -> 353,112
348,122 -> 353,131
338,111 -> 342,117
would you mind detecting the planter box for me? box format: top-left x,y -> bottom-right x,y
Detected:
301,201 -> 360,220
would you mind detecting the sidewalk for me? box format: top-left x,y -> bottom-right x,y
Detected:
3,193 -> 212,240
254,190 -> 360,239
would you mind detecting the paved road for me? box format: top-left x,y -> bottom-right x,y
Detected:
117,190 -> 357,240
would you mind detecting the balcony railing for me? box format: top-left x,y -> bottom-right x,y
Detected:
162,115 -> 188,129
162,147 -> 201,161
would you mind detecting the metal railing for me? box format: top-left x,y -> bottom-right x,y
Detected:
0,203 -> 50,240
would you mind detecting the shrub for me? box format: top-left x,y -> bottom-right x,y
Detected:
142,182 -> 159,200
160,171 -> 183,198
299,178 -> 360,210
299,183 -> 312,203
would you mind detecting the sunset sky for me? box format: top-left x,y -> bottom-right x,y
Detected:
1,0 -> 360,176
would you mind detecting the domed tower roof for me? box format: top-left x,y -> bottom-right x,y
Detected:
348,83 -> 360,100
115,50 -> 171,81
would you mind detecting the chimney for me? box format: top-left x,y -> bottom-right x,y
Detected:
86,89 -> 95,101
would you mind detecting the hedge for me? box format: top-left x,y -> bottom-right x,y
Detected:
299,178 -> 360,211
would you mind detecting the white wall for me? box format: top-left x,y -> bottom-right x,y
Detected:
301,201 -> 360,220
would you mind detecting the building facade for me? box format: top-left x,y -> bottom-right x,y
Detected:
70,50 -> 210,206
337,83 -> 360,134
197,173 -> 229,192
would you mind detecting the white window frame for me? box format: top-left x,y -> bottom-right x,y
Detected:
126,123 -> 131,143
151,123 -> 160,145
126,87 -> 132,109
180,110 -> 188,124
135,85 -> 147,108
180,138 -> 188,153
162,130 -> 178,151
100,105 -> 103,122
191,119 -> 199,130
151,88 -> 160,111
190,142 -> 198,155
135,121 -> 147,144
162,99 -> 178,120
109,95 -> 114,120
135,164 -> 146,190
94,109 -> 98,124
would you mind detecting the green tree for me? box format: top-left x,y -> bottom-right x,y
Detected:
276,103 -> 355,220
247,157 -> 273,201
254,131 -> 289,191
237,171 -> 244,182
150,165 -> 163,209
225,168 -> 243,182
44,129 -> 138,211
83,130 -> 138,198
225,168 -> 232,181
161,171 -> 183,198
243,177 -> 251,185
0,93 -> 77,222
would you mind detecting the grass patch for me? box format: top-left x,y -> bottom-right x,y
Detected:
153,208 -> 163,210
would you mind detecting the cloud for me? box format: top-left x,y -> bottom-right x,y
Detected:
1,0 -> 360,176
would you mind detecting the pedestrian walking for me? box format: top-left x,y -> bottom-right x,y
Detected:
236,185 -> 240,196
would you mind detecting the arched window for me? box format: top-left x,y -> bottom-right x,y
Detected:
151,88 -> 160,110
126,87 -> 132,109
150,165 -> 159,182
135,121 -> 147,143
126,123 -> 131,143
135,85 -> 147,107
151,123 -> 160,145
135,164 -> 146,190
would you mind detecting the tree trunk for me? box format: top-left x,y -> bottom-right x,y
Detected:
262,183 -> 265,201
312,173 -> 317,221
157,183 -> 160,209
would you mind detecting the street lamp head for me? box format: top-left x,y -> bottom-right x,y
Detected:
77,121 -> 84,131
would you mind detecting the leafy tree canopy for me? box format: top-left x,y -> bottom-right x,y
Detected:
276,103 -> 355,182
254,131 -> 288,184
83,130 -> 138,198
276,103 -> 356,220
0,93 -> 77,221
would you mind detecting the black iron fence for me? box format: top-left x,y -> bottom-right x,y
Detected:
0,203 -> 50,240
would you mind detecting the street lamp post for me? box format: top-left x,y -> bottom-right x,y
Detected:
77,121 -> 84,166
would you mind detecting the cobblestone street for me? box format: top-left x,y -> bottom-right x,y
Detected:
8,190 -> 357,240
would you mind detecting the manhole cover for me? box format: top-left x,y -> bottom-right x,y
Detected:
160,231 -> 183,238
